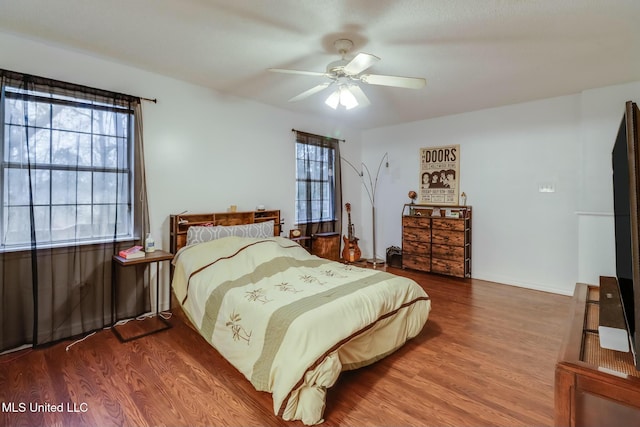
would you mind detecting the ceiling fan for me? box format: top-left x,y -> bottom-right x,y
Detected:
269,39 -> 426,110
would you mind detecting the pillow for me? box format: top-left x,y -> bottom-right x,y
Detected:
186,220 -> 274,246
186,225 -> 219,246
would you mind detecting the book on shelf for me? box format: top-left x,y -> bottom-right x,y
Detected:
118,245 -> 145,259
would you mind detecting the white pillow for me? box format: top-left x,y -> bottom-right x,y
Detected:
186,220 -> 274,246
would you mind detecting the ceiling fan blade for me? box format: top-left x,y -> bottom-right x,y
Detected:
268,68 -> 328,77
348,85 -> 371,107
360,74 -> 426,89
343,53 -> 380,75
288,82 -> 332,102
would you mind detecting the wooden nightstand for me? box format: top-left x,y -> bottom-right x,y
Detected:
311,232 -> 341,261
112,249 -> 174,342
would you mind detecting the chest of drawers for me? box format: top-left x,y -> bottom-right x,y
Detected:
401,205 -> 471,278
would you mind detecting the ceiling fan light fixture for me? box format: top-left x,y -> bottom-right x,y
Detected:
274,37 -> 425,109
325,89 -> 340,109
325,85 -> 360,110
339,86 -> 358,110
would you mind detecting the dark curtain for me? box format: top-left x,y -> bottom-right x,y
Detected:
0,69 -> 150,352
294,130 -> 342,239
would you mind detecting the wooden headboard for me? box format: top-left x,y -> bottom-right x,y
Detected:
169,209 -> 281,254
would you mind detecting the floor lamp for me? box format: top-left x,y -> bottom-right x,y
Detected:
342,152 -> 389,267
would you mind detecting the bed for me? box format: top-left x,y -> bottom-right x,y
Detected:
170,219 -> 431,425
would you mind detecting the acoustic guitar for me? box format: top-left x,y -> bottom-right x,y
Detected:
342,203 -> 362,263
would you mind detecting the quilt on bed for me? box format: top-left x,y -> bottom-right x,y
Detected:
172,236 -> 431,425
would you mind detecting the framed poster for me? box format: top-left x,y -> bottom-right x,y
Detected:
419,144 -> 460,205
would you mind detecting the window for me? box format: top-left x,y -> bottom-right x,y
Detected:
295,133 -> 337,224
1,84 -> 134,249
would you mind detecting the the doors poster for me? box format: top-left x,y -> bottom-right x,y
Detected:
419,144 -> 459,205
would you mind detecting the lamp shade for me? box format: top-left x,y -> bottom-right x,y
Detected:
325,85 -> 361,110
325,89 -> 340,109
339,86 -> 358,109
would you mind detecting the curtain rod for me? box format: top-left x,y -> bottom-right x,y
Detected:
1,68 -> 158,104
291,128 -> 345,142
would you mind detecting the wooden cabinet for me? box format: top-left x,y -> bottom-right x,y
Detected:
169,209 -> 281,254
311,232 -> 340,261
401,204 -> 471,278
555,280 -> 640,426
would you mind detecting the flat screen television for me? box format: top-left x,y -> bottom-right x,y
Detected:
612,100 -> 640,369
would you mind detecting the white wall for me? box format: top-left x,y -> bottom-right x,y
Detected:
0,31 -> 363,309
140,83 -> 363,251
361,82 -> 640,295
3,30 -> 640,299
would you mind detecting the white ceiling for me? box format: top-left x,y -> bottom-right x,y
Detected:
1,0 -> 639,129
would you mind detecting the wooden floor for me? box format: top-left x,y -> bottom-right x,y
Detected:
0,267 -> 571,427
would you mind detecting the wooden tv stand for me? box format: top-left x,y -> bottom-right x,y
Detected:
555,279 -> 640,426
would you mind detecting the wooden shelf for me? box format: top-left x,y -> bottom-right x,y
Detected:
113,249 -> 174,266
169,209 -> 281,254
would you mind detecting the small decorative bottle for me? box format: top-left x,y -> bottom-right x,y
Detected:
145,233 -> 155,253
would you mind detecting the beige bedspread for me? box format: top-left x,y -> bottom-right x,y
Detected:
172,236 -> 430,425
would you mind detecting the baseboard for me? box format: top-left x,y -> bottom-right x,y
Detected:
471,272 -> 575,296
